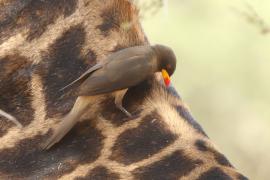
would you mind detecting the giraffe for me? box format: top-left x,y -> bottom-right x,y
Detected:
0,0 -> 248,179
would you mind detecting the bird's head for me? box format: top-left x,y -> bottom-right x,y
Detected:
152,44 -> 177,86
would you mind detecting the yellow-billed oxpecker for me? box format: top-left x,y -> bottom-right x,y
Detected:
42,44 -> 177,150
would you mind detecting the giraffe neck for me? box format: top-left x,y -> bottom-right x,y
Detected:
0,0 -> 247,179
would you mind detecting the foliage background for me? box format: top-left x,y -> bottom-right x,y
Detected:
139,0 -> 270,179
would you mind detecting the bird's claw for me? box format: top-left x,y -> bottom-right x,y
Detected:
117,105 -> 132,118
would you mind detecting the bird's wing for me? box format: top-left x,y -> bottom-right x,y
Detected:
60,63 -> 103,91
77,55 -> 154,96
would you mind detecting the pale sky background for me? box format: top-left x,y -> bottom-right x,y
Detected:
141,0 -> 270,179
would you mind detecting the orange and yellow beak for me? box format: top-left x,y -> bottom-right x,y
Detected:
162,69 -> 171,87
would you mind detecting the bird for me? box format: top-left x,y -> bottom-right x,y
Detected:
42,44 -> 177,150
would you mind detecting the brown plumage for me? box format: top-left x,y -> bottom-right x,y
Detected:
42,44 -> 177,150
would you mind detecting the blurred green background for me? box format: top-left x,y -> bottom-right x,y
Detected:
140,0 -> 270,179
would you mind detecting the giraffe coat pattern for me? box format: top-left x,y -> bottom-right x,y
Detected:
0,0 -> 248,179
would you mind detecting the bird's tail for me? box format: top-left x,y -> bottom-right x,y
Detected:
42,96 -> 93,150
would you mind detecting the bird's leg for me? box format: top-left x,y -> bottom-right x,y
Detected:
0,109 -> 23,128
42,96 -> 93,150
114,89 -> 132,117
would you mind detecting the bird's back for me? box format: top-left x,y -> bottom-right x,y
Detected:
77,45 -> 157,96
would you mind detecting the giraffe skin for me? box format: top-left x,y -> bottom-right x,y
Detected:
0,0 -> 248,179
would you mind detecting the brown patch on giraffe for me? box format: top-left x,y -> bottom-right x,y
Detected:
85,49 -> 97,67
195,139 -> 208,152
0,130 -> 51,178
0,0 -> 78,43
37,24 -> 95,118
133,150 -> 203,180
110,44 -> 128,52
110,111 -> 177,165
75,166 -> 120,180
0,53 -> 34,134
0,121 -> 12,137
97,0 -> 143,46
195,139 -> 233,168
197,167 -> 233,180
175,105 -> 207,136
214,152 -> 233,168
0,121 -> 104,179
97,0 -> 135,36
